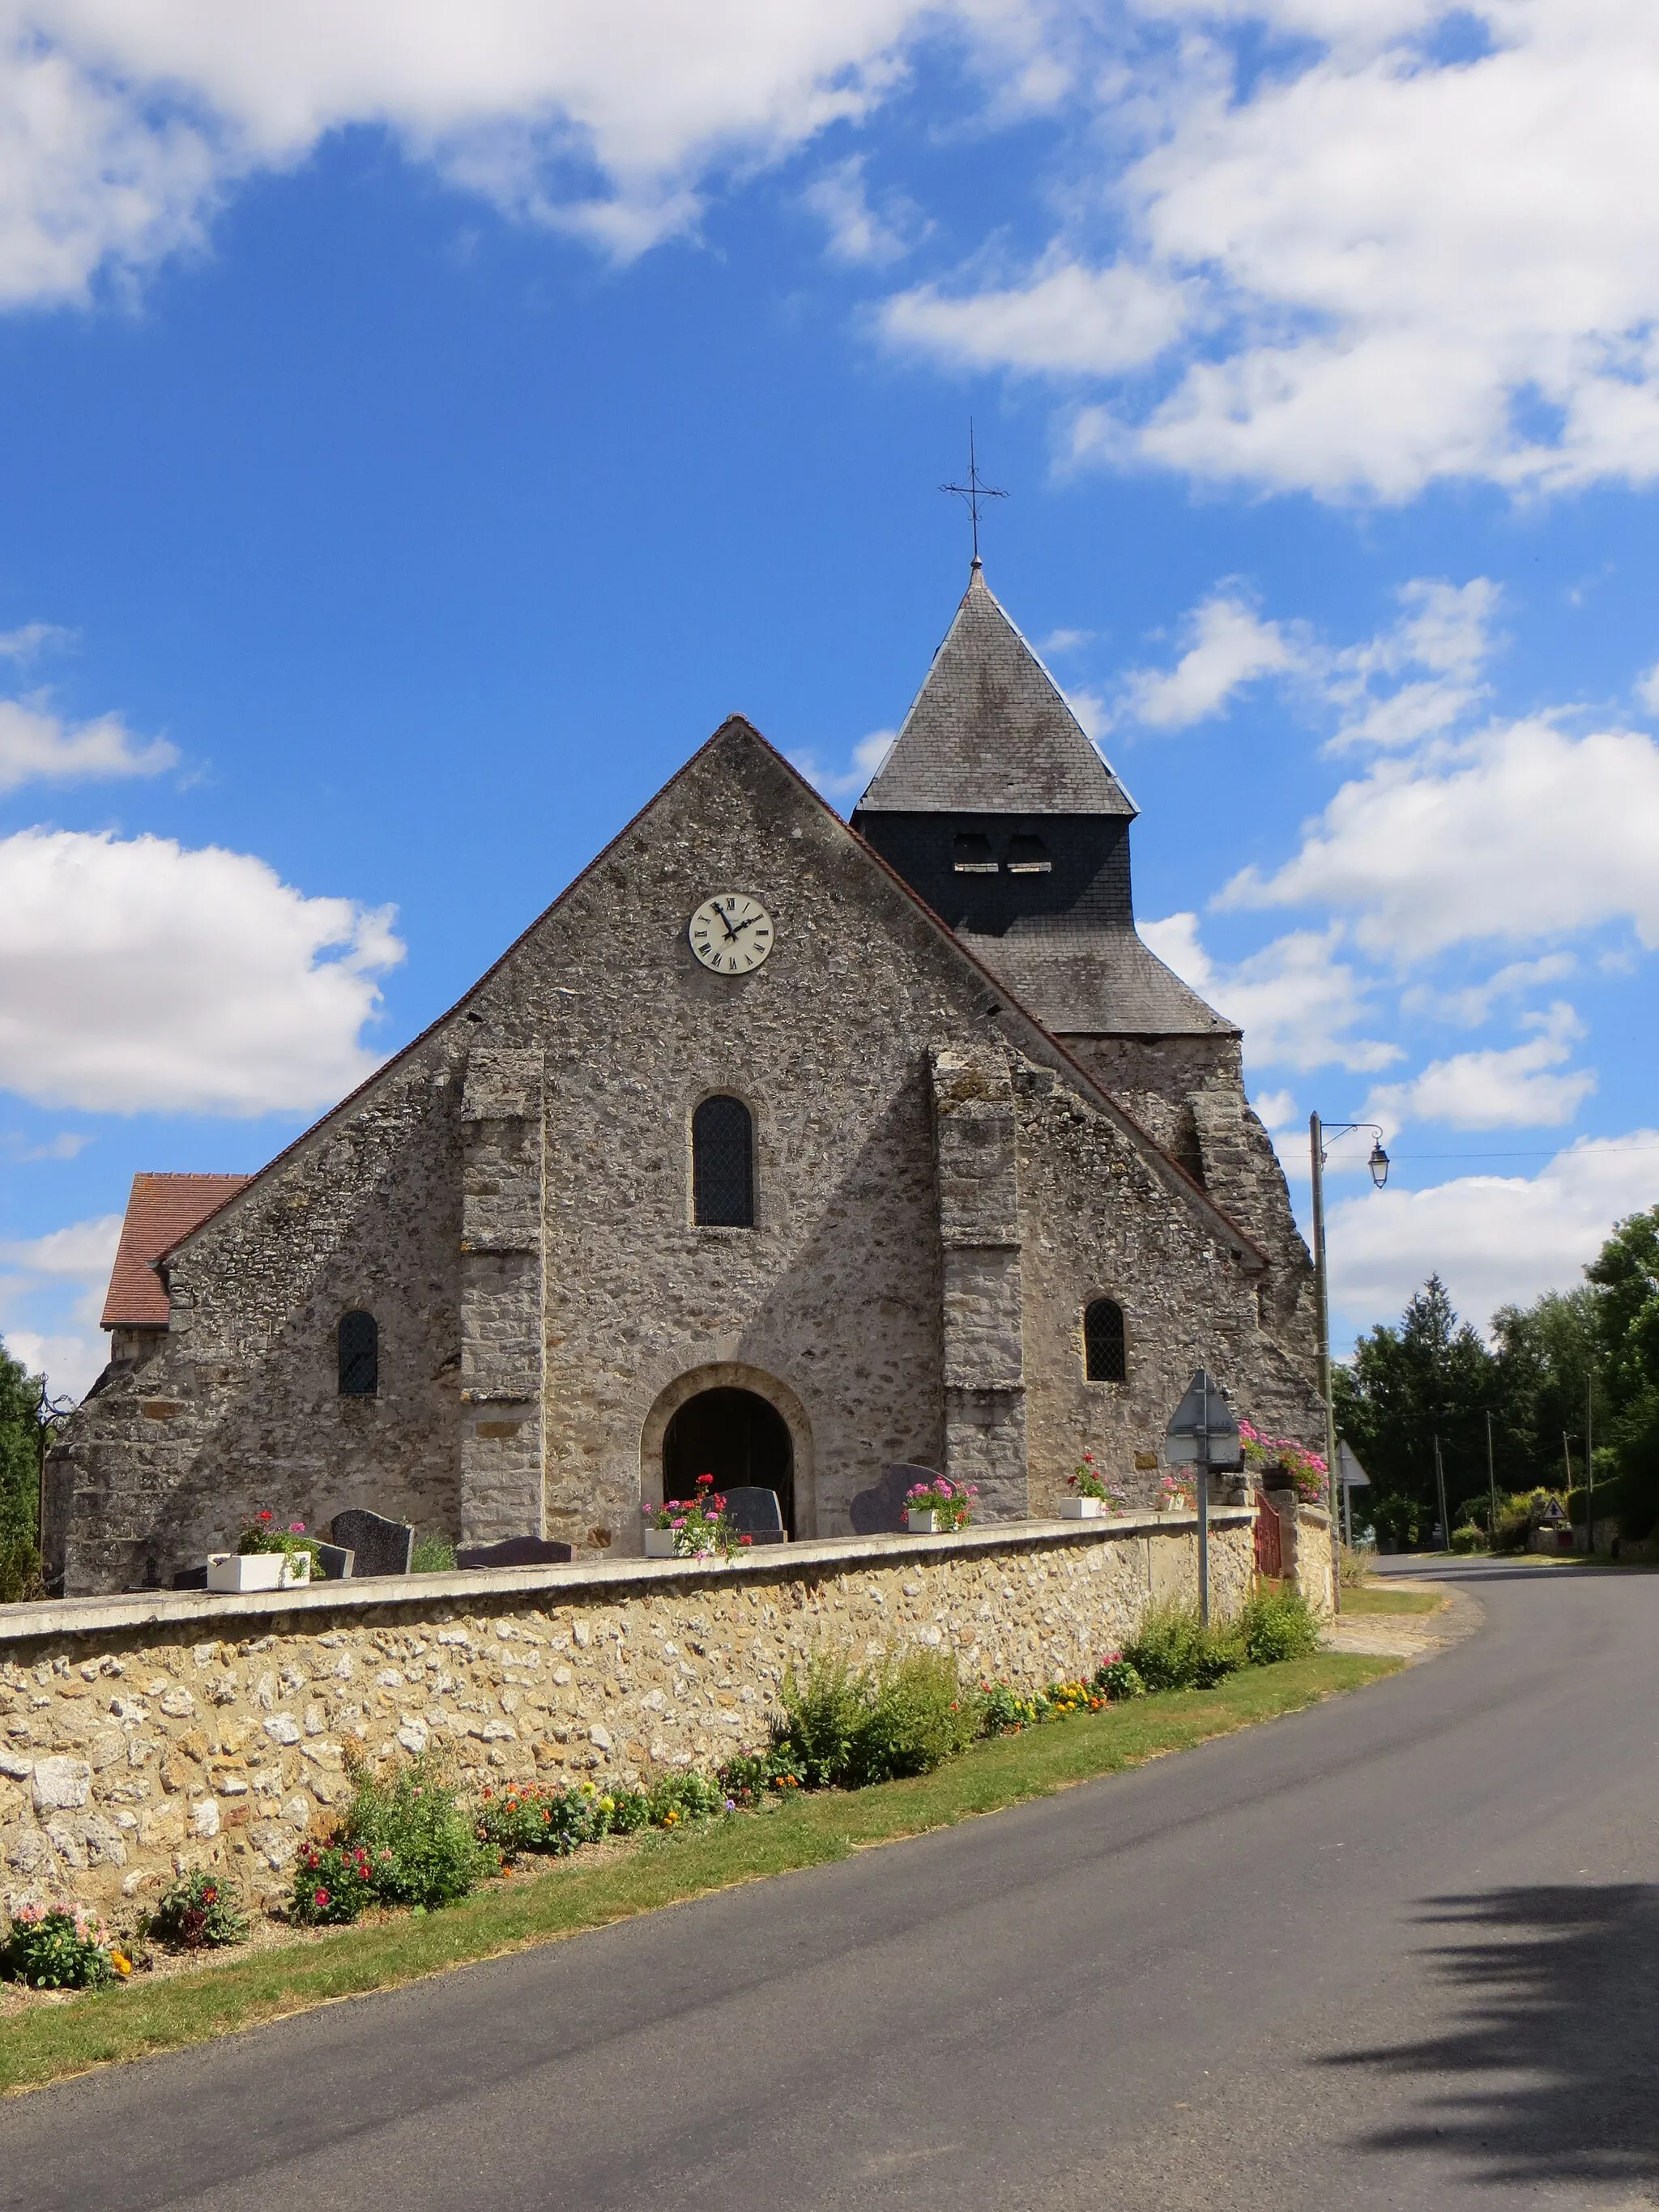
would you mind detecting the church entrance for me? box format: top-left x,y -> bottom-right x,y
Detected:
663,1387 -> 795,1536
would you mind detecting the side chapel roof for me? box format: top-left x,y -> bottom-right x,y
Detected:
856,565 -> 1137,817
101,1173 -> 250,1328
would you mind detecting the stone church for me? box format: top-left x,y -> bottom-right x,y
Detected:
48,562 -> 1322,1596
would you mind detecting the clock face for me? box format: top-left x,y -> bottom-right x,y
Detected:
689,893 -> 774,975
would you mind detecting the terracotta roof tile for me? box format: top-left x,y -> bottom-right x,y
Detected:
101,1174 -> 251,1329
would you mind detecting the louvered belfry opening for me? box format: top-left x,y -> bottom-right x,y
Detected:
1083,1298 -> 1126,1383
338,1310 -> 379,1397
693,1095 -> 754,1227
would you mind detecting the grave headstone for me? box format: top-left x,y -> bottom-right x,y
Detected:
849,1464 -> 933,1536
313,1543 -> 354,1581
454,1536 -> 573,1570
170,1563 -> 209,1590
721,1487 -> 787,1544
328,1510 -> 414,1577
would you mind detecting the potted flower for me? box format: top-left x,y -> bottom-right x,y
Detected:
207,1510 -> 318,1592
1239,1419 -> 1328,1503
1156,1473 -> 1193,1515
642,1474 -> 753,1560
904,1477 -> 977,1533
1061,1452 -> 1126,1519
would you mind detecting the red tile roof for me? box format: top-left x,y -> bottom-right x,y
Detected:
101,1174 -> 251,1329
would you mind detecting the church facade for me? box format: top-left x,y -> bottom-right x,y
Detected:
47,566 -> 1322,1596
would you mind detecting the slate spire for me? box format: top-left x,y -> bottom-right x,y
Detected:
856,565 -> 1136,818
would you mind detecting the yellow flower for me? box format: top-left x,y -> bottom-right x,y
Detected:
110,1952 -> 133,1977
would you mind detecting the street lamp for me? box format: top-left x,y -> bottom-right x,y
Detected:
1309,1115 -> 1390,1616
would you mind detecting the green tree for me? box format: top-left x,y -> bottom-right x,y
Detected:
1584,1204 -> 1659,1537
1490,1286 -> 1602,1493
0,1336 -> 43,1600
1333,1274 -> 1499,1532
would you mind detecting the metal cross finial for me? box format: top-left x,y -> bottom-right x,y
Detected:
941,420 -> 1007,566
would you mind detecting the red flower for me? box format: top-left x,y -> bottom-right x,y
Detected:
740,1534 -> 753,1547
314,1888 -> 331,1907
258,1509 -> 274,1522
696,1472 -> 714,1487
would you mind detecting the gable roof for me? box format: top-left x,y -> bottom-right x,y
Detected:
977,930 -> 1238,1039
856,565 -> 1137,817
158,714 -> 1266,1274
102,1173 -> 251,1328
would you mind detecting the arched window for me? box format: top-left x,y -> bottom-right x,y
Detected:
693,1096 -> 754,1228
338,1311 -> 378,1397
1083,1298 -> 1126,1383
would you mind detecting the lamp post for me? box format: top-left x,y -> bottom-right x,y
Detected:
1309,1115 -> 1389,1617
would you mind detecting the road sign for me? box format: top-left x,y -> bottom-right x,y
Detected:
1336,1439 -> 1371,1490
1163,1370 -> 1243,1470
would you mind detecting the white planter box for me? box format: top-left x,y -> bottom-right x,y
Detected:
206,1552 -> 284,1593
905,1508 -> 942,1534
205,1550 -> 313,1592
1059,1496 -> 1105,1519
643,1528 -> 679,1558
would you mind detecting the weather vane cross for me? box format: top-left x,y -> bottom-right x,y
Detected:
941,420 -> 1007,566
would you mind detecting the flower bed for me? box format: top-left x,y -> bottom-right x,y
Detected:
1239,1419 -> 1328,1504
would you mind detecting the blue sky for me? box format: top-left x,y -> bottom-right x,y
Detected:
2,0 -> 1657,1394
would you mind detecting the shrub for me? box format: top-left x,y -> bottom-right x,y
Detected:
3,1901 -> 124,1988
1239,1583 -> 1321,1665
604,1788 -> 653,1835
412,1533 -> 457,1573
149,1869 -> 248,1950
851,1649 -> 980,1784
1124,1601 -> 1241,1690
718,1747 -> 805,1805
1337,1542 -> 1372,1588
981,1680 -> 1043,1733
1449,1522 -> 1488,1554
776,1646 -> 979,1788
1092,1656 -> 1146,1701
292,1839 -> 377,1926
776,1651 -> 868,1788
292,1755 -> 488,1924
649,1770 -> 727,1826
475,1779 -> 606,1860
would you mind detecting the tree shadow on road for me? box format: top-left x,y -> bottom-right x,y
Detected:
1325,1884 -> 1659,2193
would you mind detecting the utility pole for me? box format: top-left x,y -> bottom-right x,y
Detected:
1584,1376 -> 1595,1558
1486,1409 -> 1498,1554
1307,1114 -> 1388,1613
1432,1433 -> 1450,1554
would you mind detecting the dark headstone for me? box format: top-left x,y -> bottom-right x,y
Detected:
721,1487 -> 787,1544
171,1563 -> 209,1590
313,1543 -> 354,1581
454,1536 -> 574,1570
328,1510 -> 414,1577
850,1464 -> 934,1537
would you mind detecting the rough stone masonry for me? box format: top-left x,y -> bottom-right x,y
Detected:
1,1515 -> 1256,1922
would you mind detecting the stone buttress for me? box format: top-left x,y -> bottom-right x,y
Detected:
459,1049 -> 546,1541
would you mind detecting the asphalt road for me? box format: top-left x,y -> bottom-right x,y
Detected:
6,1559 -> 1658,2212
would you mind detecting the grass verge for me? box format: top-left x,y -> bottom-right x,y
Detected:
1,1651 -> 1397,2095
1341,1582 -> 1444,1617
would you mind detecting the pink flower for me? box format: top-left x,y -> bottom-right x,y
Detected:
289,1520 -> 306,1534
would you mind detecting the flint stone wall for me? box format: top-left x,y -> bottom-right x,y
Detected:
0,1511 -> 1252,1925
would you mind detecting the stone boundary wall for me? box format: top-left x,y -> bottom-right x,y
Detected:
0,1511 -> 1252,1926
1260,1492 -> 1336,1616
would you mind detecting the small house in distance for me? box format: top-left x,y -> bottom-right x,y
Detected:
49,565 -> 1321,1596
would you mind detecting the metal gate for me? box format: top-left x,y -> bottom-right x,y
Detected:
1254,1489 -> 1283,1579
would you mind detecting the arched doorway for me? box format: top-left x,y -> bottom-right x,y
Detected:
663,1387 -> 795,1536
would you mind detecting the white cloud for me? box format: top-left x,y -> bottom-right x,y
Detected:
1,1130 -> 92,1161
803,155 -> 921,266
0,621 -> 73,662
883,257 -> 1194,377
1221,716 -> 1659,958
1365,1004 -> 1595,1134
791,724 -> 897,803
1120,592 -> 1299,730
889,3 -> 1659,500
0,0 -> 1056,296
0,828 -> 403,1114
1322,1129 -> 1659,1342
1636,660 -> 1659,715
1252,1087 -> 1298,1132
1141,911 -> 1400,1073
1324,578 -> 1501,748
0,695 -> 177,791
1401,952 -> 1576,1029
0,1210 -> 122,1401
